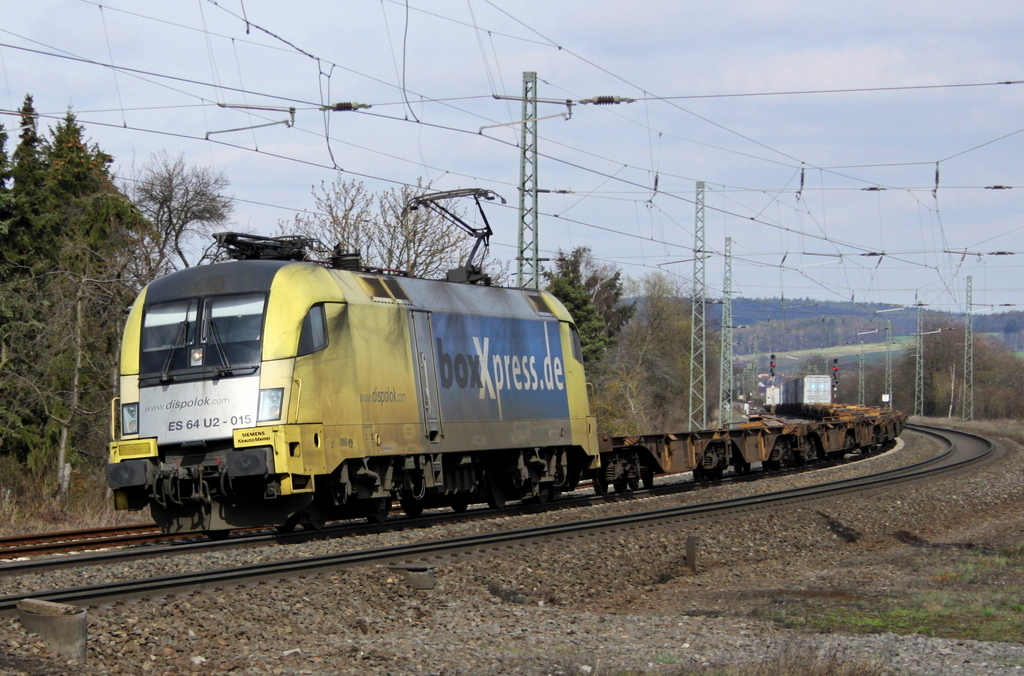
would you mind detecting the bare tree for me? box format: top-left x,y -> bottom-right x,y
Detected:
284,176 -> 375,264
283,176 -> 509,282
592,272 -> 698,435
122,151 -> 233,270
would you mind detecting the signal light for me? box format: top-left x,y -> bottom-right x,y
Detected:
770,354 -> 776,377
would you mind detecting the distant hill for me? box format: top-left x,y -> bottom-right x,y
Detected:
701,297 -> 1024,355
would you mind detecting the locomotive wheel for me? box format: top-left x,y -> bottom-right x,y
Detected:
276,514 -> 300,533
485,472 -> 507,509
563,465 -> 582,492
364,497 -> 392,524
592,471 -> 608,496
528,484 -> 555,504
400,496 -> 424,519
301,506 -> 327,531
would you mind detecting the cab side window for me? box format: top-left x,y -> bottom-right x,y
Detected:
297,304 -> 328,356
569,324 -> 584,363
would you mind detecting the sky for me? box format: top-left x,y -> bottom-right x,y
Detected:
2,0 -> 1023,316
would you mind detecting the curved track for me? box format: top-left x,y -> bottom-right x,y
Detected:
0,440 -> 888,573
0,424 -> 991,615
0,438 -> 898,575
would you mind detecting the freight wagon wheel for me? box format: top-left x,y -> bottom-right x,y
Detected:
641,468 -> 655,489
400,496 -> 424,519
365,497 -> 392,524
592,471 -> 608,496
205,529 -> 231,541
450,496 -> 470,513
613,479 -> 630,493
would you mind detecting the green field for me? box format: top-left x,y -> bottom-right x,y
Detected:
742,337 -> 915,372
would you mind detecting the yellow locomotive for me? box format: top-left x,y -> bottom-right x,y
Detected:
107,231 -> 600,534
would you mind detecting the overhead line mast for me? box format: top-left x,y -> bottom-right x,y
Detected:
963,275 -> 974,420
858,348 -> 865,406
719,236 -> 734,425
885,320 -> 893,409
915,300 -> 925,417
517,71 -> 540,289
689,181 -> 707,430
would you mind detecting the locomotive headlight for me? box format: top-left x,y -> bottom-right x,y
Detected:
121,402 -> 139,435
257,388 -> 284,422
190,347 -> 204,367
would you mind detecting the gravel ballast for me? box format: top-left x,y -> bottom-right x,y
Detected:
2,419 -> 1023,675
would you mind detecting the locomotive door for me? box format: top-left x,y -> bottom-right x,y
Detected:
410,311 -> 442,443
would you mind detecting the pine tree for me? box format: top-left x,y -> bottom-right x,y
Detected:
0,99 -> 152,504
3,95 -> 49,264
545,247 -> 632,363
0,122 -> 12,233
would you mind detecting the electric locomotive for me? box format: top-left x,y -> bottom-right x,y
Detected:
107,202 -> 600,534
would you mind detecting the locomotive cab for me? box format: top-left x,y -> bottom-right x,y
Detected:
106,260 -> 334,532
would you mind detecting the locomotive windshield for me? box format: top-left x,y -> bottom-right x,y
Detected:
140,293 -> 266,381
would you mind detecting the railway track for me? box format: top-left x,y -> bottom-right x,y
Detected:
0,524 -> 184,559
0,423 -> 991,615
0,473 -> 733,577
0,438 -> 894,576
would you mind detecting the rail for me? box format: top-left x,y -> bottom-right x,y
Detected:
0,423 -> 990,616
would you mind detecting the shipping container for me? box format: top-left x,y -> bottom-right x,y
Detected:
780,375 -> 833,406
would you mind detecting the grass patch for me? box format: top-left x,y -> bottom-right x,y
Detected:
799,599 -> 1024,642
549,640 -> 886,675
755,545 -> 1024,643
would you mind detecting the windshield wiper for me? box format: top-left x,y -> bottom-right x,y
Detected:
160,320 -> 189,383
208,321 -> 233,377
